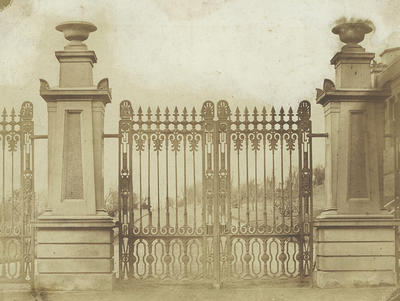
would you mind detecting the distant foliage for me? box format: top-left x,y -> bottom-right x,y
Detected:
105,189 -> 138,217
106,165 -> 325,219
313,165 -> 325,186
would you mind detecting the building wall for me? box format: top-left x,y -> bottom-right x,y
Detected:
384,94 -> 399,204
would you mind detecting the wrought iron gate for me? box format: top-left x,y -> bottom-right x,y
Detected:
0,102 -> 35,284
118,100 -> 312,284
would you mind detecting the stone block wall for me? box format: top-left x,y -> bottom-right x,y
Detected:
315,220 -> 396,287
36,219 -> 114,291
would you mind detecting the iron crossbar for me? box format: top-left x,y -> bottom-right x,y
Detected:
309,133 -> 328,138
32,135 -> 48,139
104,133 -> 119,138
32,134 -> 121,139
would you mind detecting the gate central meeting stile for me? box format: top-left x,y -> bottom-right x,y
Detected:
118,99 -> 313,284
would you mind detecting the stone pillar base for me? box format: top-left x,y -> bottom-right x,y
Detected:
314,214 -> 397,288
35,215 -> 115,291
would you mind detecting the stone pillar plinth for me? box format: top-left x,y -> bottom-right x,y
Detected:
314,216 -> 395,288
314,21 -> 395,287
35,21 -> 114,291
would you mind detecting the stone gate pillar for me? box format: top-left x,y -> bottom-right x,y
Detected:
35,21 -> 114,291
314,22 -> 395,287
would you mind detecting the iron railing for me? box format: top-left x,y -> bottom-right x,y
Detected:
0,102 -> 34,284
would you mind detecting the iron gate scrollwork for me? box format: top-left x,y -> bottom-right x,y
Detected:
0,102 -> 35,284
118,99 -> 313,284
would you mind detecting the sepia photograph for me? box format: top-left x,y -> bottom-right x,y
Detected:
0,0 -> 399,300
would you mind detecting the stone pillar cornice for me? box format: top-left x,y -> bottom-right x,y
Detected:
330,51 -> 375,66
39,78 -> 112,104
55,50 -> 97,65
316,88 -> 390,106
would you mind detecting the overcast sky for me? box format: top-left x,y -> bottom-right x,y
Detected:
0,0 -> 399,192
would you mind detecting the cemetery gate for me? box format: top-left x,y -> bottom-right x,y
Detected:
117,99 -> 313,285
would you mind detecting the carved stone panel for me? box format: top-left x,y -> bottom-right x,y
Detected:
348,110 -> 369,200
63,110 -> 84,200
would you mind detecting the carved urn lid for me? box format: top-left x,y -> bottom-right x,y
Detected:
332,22 -> 373,52
56,21 -> 97,49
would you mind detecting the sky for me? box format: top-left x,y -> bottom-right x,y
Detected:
0,0 -> 399,193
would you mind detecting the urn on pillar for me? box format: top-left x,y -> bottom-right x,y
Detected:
314,21 -> 395,288
35,21 -> 114,291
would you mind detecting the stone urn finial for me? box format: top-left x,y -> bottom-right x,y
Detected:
56,21 -> 97,50
332,21 -> 373,52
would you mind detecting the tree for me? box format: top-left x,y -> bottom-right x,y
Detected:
313,165 -> 325,186
105,188 -> 138,217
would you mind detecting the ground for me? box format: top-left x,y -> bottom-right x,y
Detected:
0,283 -> 396,301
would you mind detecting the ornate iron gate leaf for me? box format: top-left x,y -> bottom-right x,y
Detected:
118,100 -> 313,284
0,102 -> 35,284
